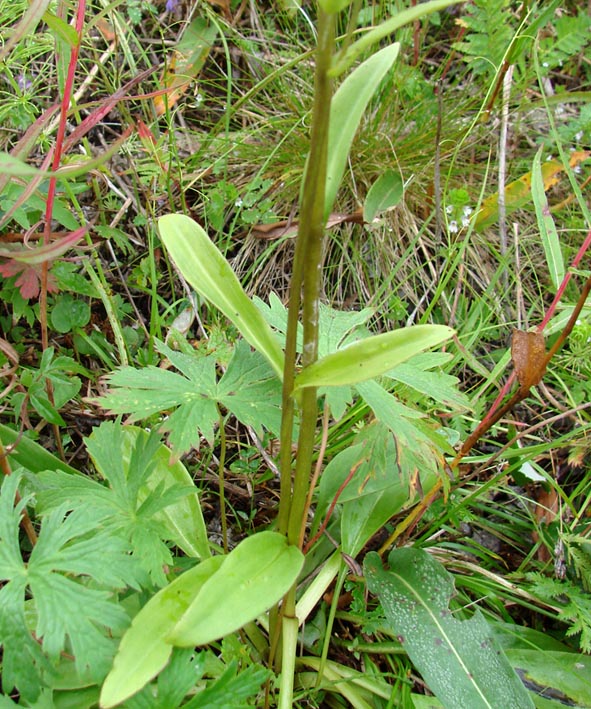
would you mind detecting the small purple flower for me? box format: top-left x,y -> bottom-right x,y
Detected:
166,0 -> 179,12
17,74 -> 33,92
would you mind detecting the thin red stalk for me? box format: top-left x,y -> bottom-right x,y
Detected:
481,227 -> 591,428
303,460 -> 363,555
538,226 -> 591,330
41,0 -> 86,349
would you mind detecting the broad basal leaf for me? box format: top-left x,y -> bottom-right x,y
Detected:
169,532 -> 304,647
100,557 -> 224,708
365,548 -> 534,708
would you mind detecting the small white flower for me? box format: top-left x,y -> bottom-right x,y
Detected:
575,130 -> 584,142
234,198 -> 243,208
574,164 -> 582,174
463,206 -> 472,216
448,220 -> 459,233
461,216 -> 471,228
546,155 -> 553,161
445,205 -> 453,215
543,62 -> 549,68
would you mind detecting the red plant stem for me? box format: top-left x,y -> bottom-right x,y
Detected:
303,460 -> 363,554
40,0 -> 86,349
378,230 -> 591,554
480,226 -> 591,430
538,226 -> 591,330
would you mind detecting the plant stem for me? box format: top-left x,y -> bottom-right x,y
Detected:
277,9 -> 335,540
274,9 -> 335,705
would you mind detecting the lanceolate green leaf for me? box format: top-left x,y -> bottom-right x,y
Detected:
158,214 -> 284,380
330,0 -> 466,77
531,146 -> 564,290
100,556 -> 224,709
324,43 -> 400,219
0,423 -> 79,476
365,549 -> 534,708
294,324 -> 454,390
168,532 -> 304,647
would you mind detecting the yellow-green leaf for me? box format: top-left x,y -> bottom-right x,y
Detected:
154,18 -> 217,115
100,556 -> 224,709
475,151 -> 590,230
294,325 -> 454,390
158,214 -> 284,380
168,532 -> 304,647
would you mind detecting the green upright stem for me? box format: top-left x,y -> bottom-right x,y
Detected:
274,11 -> 335,704
277,10 -> 335,541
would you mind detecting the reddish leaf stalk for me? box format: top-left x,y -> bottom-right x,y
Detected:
38,0 -> 86,461
40,0 -> 87,350
378,229 -> 591,554
481,226 -> 591,430
0,438 -> 38,546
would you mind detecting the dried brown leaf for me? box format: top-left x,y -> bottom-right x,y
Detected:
511,330 -> 547,391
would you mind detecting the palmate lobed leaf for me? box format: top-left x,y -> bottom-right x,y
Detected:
99,339 -> 282,458
385,351 -> 471,411
32,421 -> 206,584
365,548 -> 534,708
0,473 -> 140,700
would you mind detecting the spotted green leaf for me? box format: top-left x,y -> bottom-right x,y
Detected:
365,549 -> 534,708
